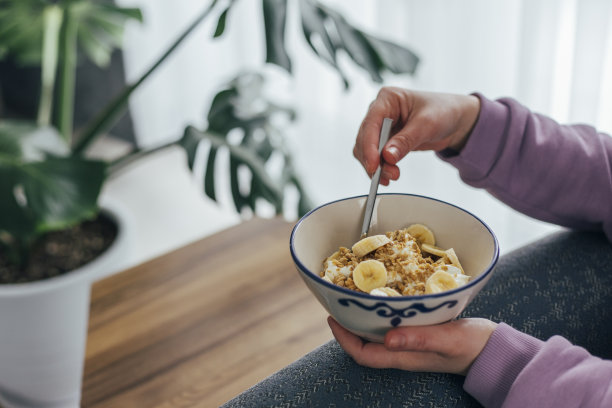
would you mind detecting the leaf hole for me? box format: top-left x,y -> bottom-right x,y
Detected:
13,184 -> 27,207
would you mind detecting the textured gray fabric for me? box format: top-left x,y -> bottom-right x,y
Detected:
221,230 -> 612,407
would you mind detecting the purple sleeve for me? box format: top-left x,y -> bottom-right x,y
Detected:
463,323 -> 612,408
438,94 -> 612,241
439,95 -> 612,406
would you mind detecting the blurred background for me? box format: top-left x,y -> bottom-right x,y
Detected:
8,0 -> 612,270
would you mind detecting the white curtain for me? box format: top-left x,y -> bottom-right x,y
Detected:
114,0 -> 612,254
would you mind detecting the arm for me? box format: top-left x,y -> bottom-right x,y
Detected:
347,89 -> 612,407
438,94 -> 612,241
465,323 -> 612,408
354,88 -> 612,241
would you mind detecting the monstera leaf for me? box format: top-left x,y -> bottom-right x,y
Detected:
261,0 -> 420,88
178,73 -> 313,217
0,0 -> 142,67
0,121 -> 106,250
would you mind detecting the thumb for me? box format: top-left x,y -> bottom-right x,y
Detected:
381,128 -> 419,165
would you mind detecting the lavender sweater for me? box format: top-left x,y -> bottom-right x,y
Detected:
440,94 -> 612,407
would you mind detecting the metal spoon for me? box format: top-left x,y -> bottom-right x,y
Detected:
360,117 -> 393,238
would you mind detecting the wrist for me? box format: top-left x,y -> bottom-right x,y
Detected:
448,94 -> 481,152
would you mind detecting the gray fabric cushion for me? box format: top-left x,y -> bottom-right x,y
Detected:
222,230 -> 612,407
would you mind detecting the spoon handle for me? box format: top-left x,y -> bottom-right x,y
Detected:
360,118 -> 393,237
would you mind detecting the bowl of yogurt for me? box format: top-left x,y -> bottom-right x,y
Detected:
289,193 -> 499,342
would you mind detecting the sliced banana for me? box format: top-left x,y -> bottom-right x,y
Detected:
370,287 -> 401,297
321,274 -> 333,284
421,243 -> 447,258
435,264 -> 470,286
445,248 -> 464,274
325,250 -> 341,261
454,273 -> 470,286
351,235 -> 391,258
405,224 -> 436,246
435,264 -> 462,276
352,260 -> 387,292
425,270 -> 458,294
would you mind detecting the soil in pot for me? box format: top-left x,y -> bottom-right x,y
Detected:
0,213 -> 118,284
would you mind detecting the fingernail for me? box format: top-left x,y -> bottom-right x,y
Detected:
388,334 -> 405,349
387,146 -> 400,161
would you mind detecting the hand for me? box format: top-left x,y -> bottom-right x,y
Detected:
328,316 -> 496,375
353,87 -> 480,185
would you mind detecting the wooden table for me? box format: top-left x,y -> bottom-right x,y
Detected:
82,218 -> 332,407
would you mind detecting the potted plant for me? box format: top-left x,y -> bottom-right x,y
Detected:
0,0 -> 419,406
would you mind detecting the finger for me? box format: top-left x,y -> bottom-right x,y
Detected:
354,88 -> 404,176
381,130 -> 418,165
381,163 -> 400,181
353,140 -> 379,178
384,323 -> 456,353
354,117 -> 383,177
327,317 -> 398,369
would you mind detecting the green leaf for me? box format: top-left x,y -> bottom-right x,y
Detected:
179,126 -> 284,213
189,74 -> 316,218
204,146 -> 217,201
207,89 -> 239,133
324,9 -> 382,83
96,4 -> 143,23
298,0 -> 349,88
262,0 -> 291,72
20,157 -> 107,232
0,164 -> 36,238
76,2 -> 143,68
0,121 -> 68,162
180,125 -> 200,170
78,23 -> 113,67
363,33 -> 419,75
0,121 -> 106,245
213,6 -> 231,38
0,1 -> 142,67
229,157 -> 248,212
0,0 -> 45,64
296,1 -> 420,87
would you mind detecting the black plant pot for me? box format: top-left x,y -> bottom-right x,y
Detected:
0,49 -> 136,145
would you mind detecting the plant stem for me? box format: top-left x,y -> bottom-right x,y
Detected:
37,5 -> 63,126
107,141 -> 174,178
72,0 -> 220,156
55,3 -> 78,143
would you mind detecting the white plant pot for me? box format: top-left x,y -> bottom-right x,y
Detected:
0,201 -> 129,408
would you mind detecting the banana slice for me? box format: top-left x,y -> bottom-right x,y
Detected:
370,287 -> 401,297
421,243 -> 447,258
352,235 -> 391,258
454,274 -> 470,286
352,260 -> 387,292
445,248 -> 464,274
436,264 -> 470,286
326,250 -> 341,261
425,270 -> 458,294
406,224 -> 436,246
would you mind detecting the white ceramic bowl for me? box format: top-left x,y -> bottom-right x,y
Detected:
290,194 -> 499,342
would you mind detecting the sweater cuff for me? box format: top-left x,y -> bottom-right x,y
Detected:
463,323 -> 544,408
437,93 -> 509,182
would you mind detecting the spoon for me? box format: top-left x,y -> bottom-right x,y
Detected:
360,117 -> 393,238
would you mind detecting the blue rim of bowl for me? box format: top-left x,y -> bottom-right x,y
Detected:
289,193 -> 500,301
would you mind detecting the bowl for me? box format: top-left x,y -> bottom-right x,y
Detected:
290,193 -> 499,342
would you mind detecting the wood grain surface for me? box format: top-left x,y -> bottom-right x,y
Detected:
82,217 -> 332,407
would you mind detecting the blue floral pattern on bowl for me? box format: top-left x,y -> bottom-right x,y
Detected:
338,298 -> 459,327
